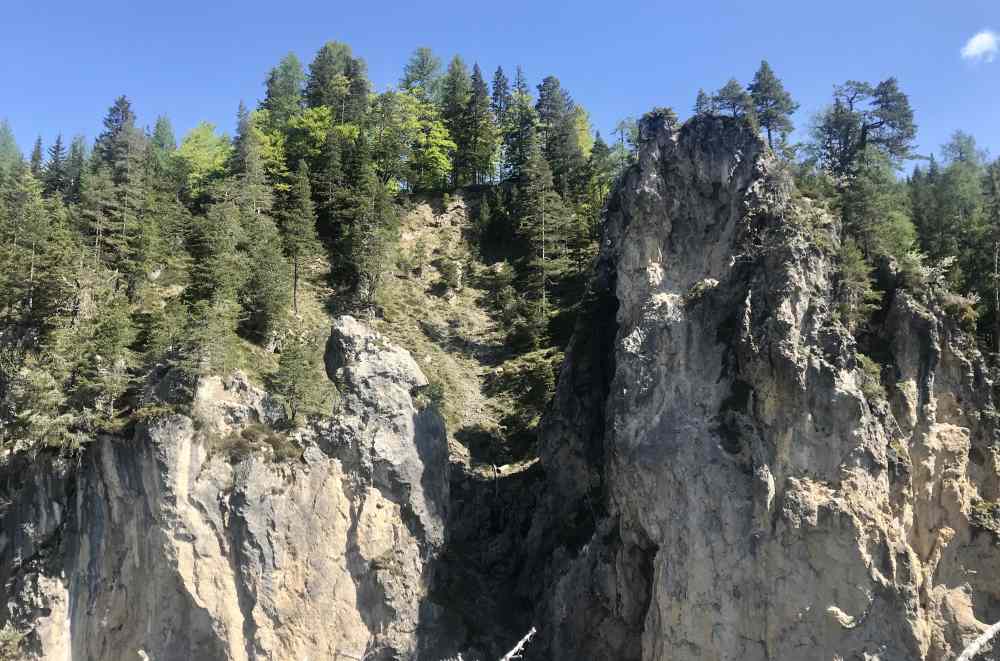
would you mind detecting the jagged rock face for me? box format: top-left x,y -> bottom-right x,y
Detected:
534,115 -> 1000,660
1,316 -> 448,661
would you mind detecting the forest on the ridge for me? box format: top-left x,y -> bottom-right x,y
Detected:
1,42 -> 999,453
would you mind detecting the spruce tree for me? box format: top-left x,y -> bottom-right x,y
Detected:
0,119 -> 20,176
400,47 -> 442,99
262,53 -> 305,126
29,137 -> 43,177
440,56 -> 472,183
491,67 -> 512,129
43,135 -> 68,196
535,76 -> 586,197
503,66 -> 537,182
460,64 -> 497,184
304,41 -> 370,123
272,323 -> 332,423
64,135 -> 87,203
282,161 -> 320,314
747,61 -> 798,148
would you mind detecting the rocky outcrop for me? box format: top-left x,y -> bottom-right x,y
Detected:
5,112 -> 1000,661
527,113 -> 1000,660
0,316 -> 448,661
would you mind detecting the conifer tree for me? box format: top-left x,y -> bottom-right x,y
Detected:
535,76 -> 585,197
0,119 -> 19,175
272,323 -> 332,422
282,161 -> 321,314
693,89 -> 713,115
262,53 -> 305,126
440,55 -> 471,183
812,78 -> 916,176
503,66 -> 536,182
43,135 -> 68,196
29,137 -> 43,177
64,135 -> 87,203
460,64 -> 497,184
713,79 -> 751,118
491,67 -> 512,129
400,47 -> 442,99
747,61 -> 798,148
305,41 -> 370,123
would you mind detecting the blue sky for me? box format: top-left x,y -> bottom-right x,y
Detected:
2,0 -> 998,165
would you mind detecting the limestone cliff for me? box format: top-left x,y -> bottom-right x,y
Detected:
527,113 -> 1000,660
4,113 -> 1000,661
0,316 -> 448,661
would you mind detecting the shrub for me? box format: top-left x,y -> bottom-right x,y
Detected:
438,259 -> 462,291
0,623 -> 23,661
856,353 -> 885,402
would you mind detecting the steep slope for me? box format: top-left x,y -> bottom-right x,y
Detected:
1,318 -> 449,661
526,113 -> 1000,660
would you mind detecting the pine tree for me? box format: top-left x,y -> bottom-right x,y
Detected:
812,78 -> 916,176
262,53 -> 305,126
282,161 -> 320,314
747,61 -> 798,149
693,89 -> 712,115
713,79 -> 751,118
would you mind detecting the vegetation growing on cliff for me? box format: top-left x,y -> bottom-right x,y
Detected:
2,47 -> 1000,456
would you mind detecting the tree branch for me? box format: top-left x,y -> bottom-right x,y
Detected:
499,627 -> 537,661
958,620 -> 1000,661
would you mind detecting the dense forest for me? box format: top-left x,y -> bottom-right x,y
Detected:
1,41 -> 999,453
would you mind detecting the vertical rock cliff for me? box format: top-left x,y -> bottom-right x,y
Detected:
3,113 -> 1000,661
528,113 -> 1000,660
1,317 -> 448,661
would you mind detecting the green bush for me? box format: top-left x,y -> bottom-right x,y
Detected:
0,623 -> 23,661
856,353 -> 885,402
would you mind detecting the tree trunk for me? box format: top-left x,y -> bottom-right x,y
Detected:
293,257 -> 299,316
994,241 -> 999,356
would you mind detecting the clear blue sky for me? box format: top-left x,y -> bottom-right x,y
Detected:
3,0 -> 998,165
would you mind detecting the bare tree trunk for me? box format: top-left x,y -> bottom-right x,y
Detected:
499,627 -> 537,661
958,619 -> 1000,660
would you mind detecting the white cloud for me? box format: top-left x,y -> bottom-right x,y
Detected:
961,30 -> 998,62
